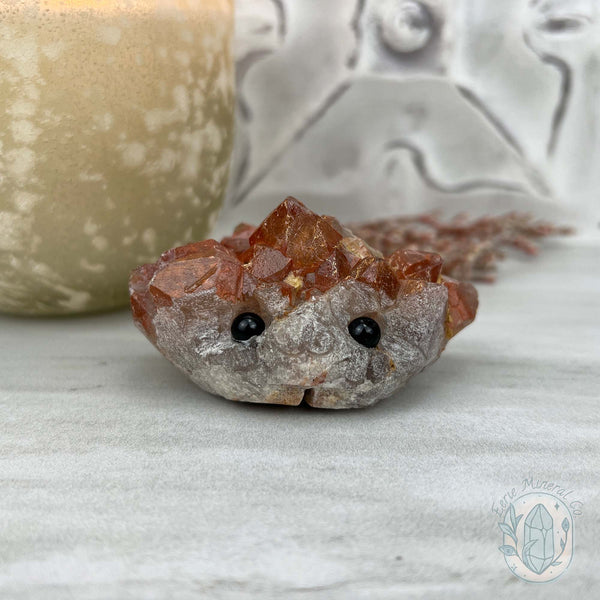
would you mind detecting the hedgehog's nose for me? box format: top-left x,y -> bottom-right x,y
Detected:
307,322 -> 334,356
270,318 -> 334,356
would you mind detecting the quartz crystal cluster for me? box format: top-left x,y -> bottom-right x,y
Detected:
130,197 -> 477,408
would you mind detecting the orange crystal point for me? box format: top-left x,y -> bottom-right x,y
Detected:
248,196 -> 344,271
248,196 -> 315,252
129,239 -> 246,339
314,247 -> 352,292
442,277 -> 479,339
352,257 -> 400,299
221,223 -> 256,257
286,213 -> 344,270
158,239 -> 233,264
386,248 -> 443,283
149,240 -> 242,303
130,262 -> 160,343
248,244 -> 292,283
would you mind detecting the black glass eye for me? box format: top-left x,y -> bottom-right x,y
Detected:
348,316 -> 381,348
231,312 -> 265,342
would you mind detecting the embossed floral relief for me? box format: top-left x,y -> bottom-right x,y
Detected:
227,0 -> 599,228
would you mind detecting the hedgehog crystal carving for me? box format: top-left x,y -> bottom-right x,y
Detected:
130,197 -> 481,408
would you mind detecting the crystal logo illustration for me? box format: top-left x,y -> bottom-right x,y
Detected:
498,492 -> 574,583
522,503 -> 555,573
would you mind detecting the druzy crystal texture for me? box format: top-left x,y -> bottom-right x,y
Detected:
130,197 -> 477,408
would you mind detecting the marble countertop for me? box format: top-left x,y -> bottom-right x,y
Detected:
1,239 -> 599,599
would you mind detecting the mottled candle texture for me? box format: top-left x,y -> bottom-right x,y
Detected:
130,197 -> 478,409
0,0 -> 234,315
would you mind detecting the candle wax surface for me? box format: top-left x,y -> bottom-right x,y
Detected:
0,0 -> 234,314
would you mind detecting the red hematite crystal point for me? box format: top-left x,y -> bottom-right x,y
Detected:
129,197 -> 481,409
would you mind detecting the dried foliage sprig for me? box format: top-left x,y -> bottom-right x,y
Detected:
348,212 -> 574,282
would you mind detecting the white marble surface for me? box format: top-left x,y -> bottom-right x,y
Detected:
1,239 -> 599,599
